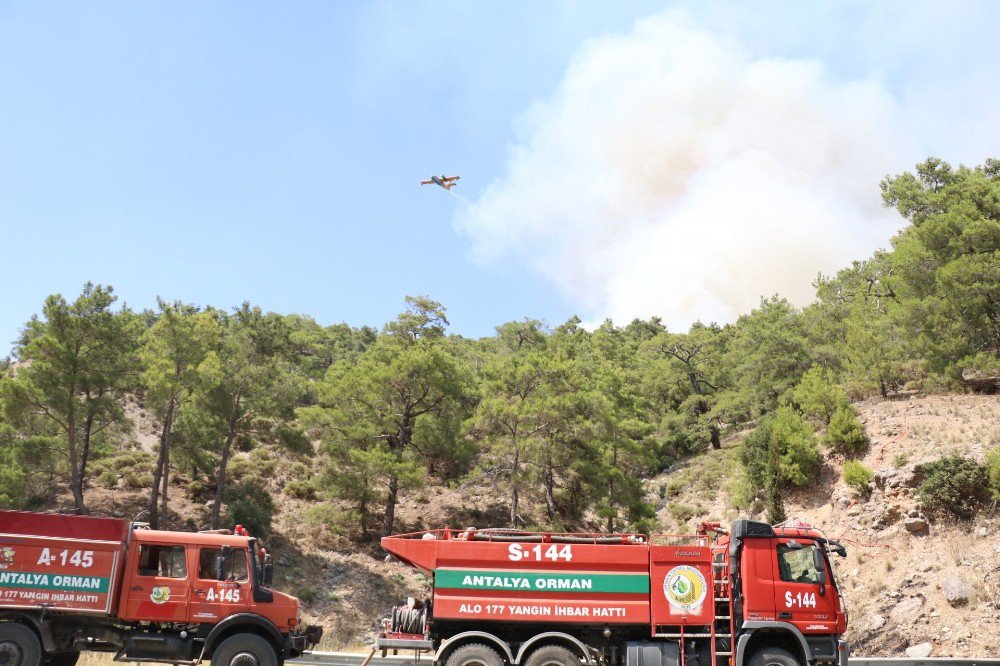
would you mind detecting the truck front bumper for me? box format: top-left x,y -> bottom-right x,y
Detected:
286,626 -> 323,656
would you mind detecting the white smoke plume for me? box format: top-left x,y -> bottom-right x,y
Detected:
455,13 -> 912,330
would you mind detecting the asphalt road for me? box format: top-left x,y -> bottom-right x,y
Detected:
289,652 -> 1000,666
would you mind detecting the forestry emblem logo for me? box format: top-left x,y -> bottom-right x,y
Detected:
663,565 -> 707,611
150,587 -> 171,605
0,547 -> 15,570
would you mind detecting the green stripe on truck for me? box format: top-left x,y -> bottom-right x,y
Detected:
0,571 -> 110,593
436,570 -> 650,593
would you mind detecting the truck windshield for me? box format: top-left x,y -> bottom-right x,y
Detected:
198,547 -> 249,583
777,544 -> 823,584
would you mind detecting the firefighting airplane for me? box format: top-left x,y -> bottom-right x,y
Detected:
421,174 -> 460,190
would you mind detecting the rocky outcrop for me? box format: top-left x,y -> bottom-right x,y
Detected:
905,643 -> 933,658
889,595 -> 924,622
941,575 -> 974,606
904,516 -> 930,535
875,465 -> 923,491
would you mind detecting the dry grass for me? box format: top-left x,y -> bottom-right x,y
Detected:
982,569 -> 1000,611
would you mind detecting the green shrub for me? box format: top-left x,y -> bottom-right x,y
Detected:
285,479 -> 318,500
696,474 -> 717,499
918,456 -> 989,519
826,405 -> 869,454
667,503 -> 699,523
739,407 -> 819,523
300,503 -> 351,536
112,451 -> 155,473
227,456 -> 253,482
248,448 -> 277,476
186,480 -> 206,500
961,353 -> 1000,390
249,448 -> 271,462
729,470 -> 759,512
663,478 -> 686,499
289,462 -> 311,481
922,373 -> 954,394
843,460 -> 874,492
986,447 -> 1000,501
124,472 -> 154,489
667,502 -> 705,523
99,469 -> 119,489
225,480 -> 275,536
788,367 -> 850,424
0,426 -> 31,508
770,407 -> 822,487
894,453 -> 909,468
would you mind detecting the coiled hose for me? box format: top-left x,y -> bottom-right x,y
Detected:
391,604 -> 428,634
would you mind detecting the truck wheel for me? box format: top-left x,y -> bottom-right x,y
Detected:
210,634 -> 278,666
44,653 -> 79,666
445,644 -> 505,666
747,648 -> 800,666
0,623 -> 42,666
525,645 -> 581,666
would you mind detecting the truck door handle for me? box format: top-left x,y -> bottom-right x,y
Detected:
130,586 -> 143,591
778,612 -> 792,620
194,589 -> 205,596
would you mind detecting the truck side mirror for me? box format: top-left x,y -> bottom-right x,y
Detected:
813,547 -> 827,595
263,559 -> 274,587
812,546 -> 824,570
216,546 -> 231,581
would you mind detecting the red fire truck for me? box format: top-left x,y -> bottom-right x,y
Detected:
0,510 -> 321,666
376,520 -> 848,666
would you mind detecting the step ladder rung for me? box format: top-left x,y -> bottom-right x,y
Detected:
714,597 -> 729,602
715,652 -> 733,656
653,633 -> 714,638
715,615 -> 731,620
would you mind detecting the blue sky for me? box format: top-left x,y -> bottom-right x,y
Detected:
1,2 -> 998,347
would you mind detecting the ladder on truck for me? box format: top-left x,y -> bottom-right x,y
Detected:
650,534 -> 735,666
711,543 -> 736,665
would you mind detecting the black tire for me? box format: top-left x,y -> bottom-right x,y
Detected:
524,645 -> 580,666
44,653 -> 79,666
445,644 -> 505,666
210,634 -> 278,666
747,647 -> 801,666
0,623 -> 42,666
